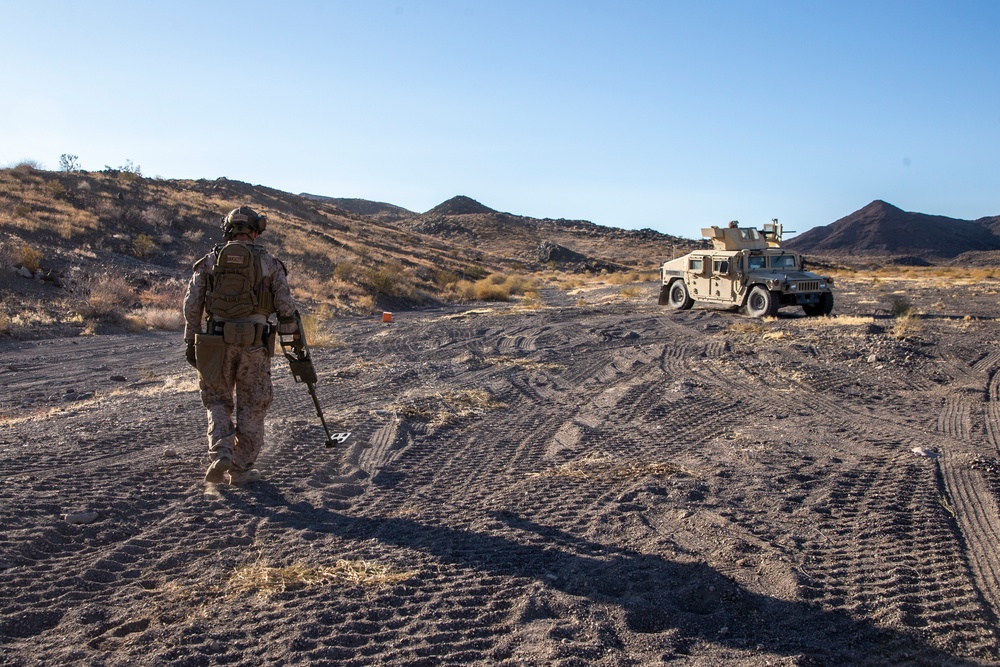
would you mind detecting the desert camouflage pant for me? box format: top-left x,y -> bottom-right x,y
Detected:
199,342 -> 273,473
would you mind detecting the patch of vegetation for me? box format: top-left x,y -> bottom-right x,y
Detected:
386,388 -> 506,425
888,293 -> 914,317
17,244 -> 42,271
226,551 -> 417,597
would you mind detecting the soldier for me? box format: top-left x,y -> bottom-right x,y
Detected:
183,206 -> 300,485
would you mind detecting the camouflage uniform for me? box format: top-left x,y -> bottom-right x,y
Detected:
183,241 -> 296,479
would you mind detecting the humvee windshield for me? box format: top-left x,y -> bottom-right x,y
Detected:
771,255 -> 797,269
748,256 -> 766,270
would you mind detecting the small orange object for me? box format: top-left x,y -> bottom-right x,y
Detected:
382,312 -> 392,323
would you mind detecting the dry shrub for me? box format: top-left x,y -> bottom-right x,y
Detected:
301,310 -> 344,348
351,293 -> 376,313
455,279 -> 508,302
888,294 -> 914,317
0,312 -> 10,336
140,207 -> 172,227
804,315 -> 873,327
333,260 -> 357,281
228,553 -> 416,597
83,274 -> 137,319
728,321 -> 766,335
893,311 -> 923,340
44,180 -> 66,199
10,308 -> 57,328
502,274 -> 534,296
133,233 -> 156,258
140,279 -> 187,309
515,292 -> 543,310
386,388 -> 506,425
126,307 -> 185,331
182,228 -> 204,243
620,285 -> 643,298
609,270 -> 655,285
454,273 -> 536,302
433,269 -> 459,287
17,244 -> 42,271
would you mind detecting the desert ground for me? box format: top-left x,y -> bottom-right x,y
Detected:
2,276 -> 1000,666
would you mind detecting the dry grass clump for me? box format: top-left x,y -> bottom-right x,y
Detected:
454,273 -> 537,303
386,388 -> 506,425
294,270 -> 377,315
301,307 -> 345,348
534,453 -> 686,481
81,274 -> 137,320
608,270 -> 658,285
125,307 -> 185,331
801,315 -> 873,327
884,292 -> 923,340
619,285 -> 644,298
122,278 -> 187,331
892,310 -> 923,340
888,293 -> 914,317
227,553 -> 417,598
728,321 -> 766,335
16,244 -> 42,271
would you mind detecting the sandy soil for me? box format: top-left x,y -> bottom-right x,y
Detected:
2,279 -> 1000,666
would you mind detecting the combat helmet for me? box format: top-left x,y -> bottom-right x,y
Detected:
221,206 -> 267,239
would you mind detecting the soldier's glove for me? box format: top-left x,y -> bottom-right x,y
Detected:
277,313 -> 300,335
185,340 -> 197,368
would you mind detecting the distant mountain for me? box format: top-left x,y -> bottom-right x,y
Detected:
423,195 -> 497,217
405,195 -> 691,270
299,193 -> 413,218
786,200 -> 1000,259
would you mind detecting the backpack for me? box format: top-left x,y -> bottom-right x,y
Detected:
205,242 -> 274,319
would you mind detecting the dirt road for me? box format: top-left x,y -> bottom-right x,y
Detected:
2,280 -> 999,665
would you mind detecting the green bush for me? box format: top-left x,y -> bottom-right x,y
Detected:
133,233 -> 156,258
364,267 -> 400,295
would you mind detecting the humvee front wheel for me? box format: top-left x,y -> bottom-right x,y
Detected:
667,280 -> 694,310
745,286 -> 778,318
803,292 -> 834,317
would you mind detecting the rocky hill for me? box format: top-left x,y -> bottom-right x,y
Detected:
786,200 -> 1000,262
0,165 -> 694,339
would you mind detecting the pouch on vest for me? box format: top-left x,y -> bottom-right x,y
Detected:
222,321 -> 258,346
206,242 -> 259,319
194,333 -> 226,386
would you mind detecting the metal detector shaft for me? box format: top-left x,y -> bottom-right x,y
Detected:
306,383 -> 340,447
279,312 -> 351,447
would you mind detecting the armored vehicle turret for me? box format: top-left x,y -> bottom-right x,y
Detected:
658,220 -> 834,317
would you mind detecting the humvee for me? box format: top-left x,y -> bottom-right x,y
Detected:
658,220 -> 834,317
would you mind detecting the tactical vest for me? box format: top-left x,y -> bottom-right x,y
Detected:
204,242 -> 275,319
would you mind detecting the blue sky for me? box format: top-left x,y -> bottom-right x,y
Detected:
2,1 -> 997,238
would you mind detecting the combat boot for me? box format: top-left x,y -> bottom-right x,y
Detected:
227,469 -> 261,486
205,456 -> 233,484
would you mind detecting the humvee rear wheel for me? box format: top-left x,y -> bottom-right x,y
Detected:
803,292 -> 834,317
667,280 -> 694,310
745,286 -> 778,318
